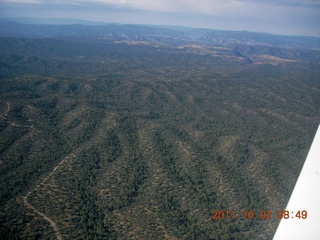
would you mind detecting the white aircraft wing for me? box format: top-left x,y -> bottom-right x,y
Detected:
273,124 -> 320,240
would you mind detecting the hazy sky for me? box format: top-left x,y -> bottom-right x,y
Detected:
0,0 -> 320,36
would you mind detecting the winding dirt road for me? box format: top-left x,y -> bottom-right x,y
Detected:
22,152 -> 73,240
23,193 -> 62,240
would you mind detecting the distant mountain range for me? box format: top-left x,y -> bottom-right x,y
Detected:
0,18 -> 320,63
1,18 -> 319,50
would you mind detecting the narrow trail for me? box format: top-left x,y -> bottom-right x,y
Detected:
4,101 -> 10,115
23,194 -> 62,240
22,148 -> 76,240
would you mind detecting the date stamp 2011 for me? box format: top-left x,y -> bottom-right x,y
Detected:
212,210 -> 307,220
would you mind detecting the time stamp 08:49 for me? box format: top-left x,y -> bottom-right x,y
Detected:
212,210 -> 308,220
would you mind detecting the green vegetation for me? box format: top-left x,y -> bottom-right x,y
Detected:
0,32 -> 319,240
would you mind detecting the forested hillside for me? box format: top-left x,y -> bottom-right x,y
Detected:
0,25 -> 319,239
